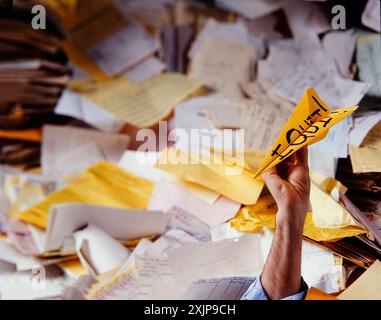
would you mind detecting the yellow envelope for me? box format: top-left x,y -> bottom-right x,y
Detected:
230,195 -> 366,242
156,148 -> 264,205
349,122 -> 381,173
310,171 -> 347,194
14,162 -> 153,229
310,182 -> 362,229
254,88 -> 358,177
310,171 -> 362,229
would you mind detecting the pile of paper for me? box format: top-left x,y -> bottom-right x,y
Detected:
1,0 -> 381,300
0,9 -> 73,170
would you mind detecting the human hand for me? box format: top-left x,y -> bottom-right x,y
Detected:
261,146 -> 310,232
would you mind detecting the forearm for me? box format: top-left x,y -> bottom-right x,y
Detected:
260,207 -> 305,300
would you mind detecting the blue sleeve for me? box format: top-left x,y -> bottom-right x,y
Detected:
241,275 -> 308,300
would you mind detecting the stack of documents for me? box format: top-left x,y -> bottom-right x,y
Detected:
1,0 -> 381,300
0,8 -> 73,170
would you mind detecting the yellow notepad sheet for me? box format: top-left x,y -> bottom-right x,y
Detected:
83,73 -> 203,128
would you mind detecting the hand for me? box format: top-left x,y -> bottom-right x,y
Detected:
261,146 -> 310,232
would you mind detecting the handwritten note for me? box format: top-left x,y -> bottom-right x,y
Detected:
167,235 -> 264,296
83,73 -> 202,128
272,62 -> 370,108
189,36 -> 255,98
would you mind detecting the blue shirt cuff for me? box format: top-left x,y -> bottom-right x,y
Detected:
241,275 -> 308,300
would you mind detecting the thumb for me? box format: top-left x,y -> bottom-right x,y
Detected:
261,167 -> 286,201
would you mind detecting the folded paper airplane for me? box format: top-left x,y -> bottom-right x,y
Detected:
254,88 -> 358,178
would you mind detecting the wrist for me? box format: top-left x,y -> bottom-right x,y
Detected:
276,206 -> 306,236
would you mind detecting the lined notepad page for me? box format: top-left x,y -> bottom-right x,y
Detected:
83,73 -> 202,128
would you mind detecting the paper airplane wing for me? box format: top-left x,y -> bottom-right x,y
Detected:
254,88 -> 330,177
254,88 -> 357,177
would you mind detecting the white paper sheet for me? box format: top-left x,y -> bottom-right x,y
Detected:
283,0 -> 331,36
86,21 -> 160,75
0,266 -> 69,300
113,0 -> 176,15
74,224 -> 130,275
210,222 -> 245,242
294,32 -> 326,62
41,125 -> 130,179
357,34 -> 381,97
272,63 -> 371,108
118,150 -> 163,182
125,57 -> 166,83
349,112 -> 381,146
182,276 -> 255,300
215,0 -> 282,20
54,142 -> 105,178
311,117 -> 353,159
241,93 -> 289,150
189,36 -> 255,98
96,253 -> 178,300
175,95 -> 240,134
0,239 -> 41,271
257,45 -> 301,81
114,238 -> 154,278
167,235 -> 264,296
361,0 -> 381,32
167,206 -> 211,242
322,30 -> 357,76
308,117 -> 353,177
188,19 -> 250,58
55,90 -> 125,133
149,229 -> 199,256
45,203 -> 169,252
308,149 -> 338,178
147,178 -> 241,227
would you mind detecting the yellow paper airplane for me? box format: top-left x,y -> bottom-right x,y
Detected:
254,88 -> 358,178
